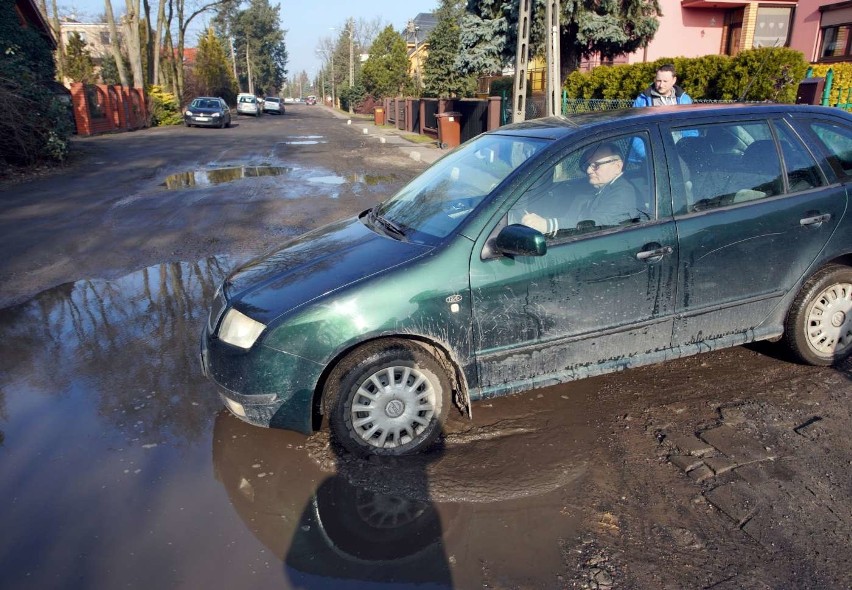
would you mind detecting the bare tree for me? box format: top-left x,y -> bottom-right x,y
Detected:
104,0 -> 129,86
123,0 -> 145,87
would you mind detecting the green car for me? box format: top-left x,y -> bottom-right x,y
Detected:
201,104 -> 852,456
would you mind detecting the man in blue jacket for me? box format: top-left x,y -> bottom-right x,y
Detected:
633,64 -> 692,107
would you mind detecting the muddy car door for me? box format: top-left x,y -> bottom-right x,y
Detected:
469,130 -> 679,397
665,117 -> 846,350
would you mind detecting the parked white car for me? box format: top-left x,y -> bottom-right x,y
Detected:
262,96 -> 285,114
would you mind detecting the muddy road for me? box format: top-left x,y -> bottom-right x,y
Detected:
0,105 -> 850,589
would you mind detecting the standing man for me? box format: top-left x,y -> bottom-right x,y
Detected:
633,64 -> 692,107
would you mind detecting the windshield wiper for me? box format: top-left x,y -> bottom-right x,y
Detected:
369,207 -> 408,241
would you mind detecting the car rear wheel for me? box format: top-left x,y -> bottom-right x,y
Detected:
328,340 -> 451,457
784,264 -> 852,365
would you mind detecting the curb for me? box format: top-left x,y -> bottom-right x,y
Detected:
317,104 -> 445,165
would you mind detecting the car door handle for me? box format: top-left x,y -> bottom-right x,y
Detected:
800,213 -> 832,227
636,245 -> 673,262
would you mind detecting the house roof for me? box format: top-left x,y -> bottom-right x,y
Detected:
404,12 -> 438,45
14,0 -> 56,49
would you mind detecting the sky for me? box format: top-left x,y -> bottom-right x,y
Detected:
64,0 -> 439,85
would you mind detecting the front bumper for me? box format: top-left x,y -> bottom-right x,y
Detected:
199,325 -> 321,434
185,114 -> 223,127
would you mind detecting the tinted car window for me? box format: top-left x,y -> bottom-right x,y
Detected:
673,121 -> 782,212
808,121 -> 852,177
509,132 -> 654,241
774,121 -> 826,192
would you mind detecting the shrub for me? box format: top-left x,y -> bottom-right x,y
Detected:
808,62 -> 852,106
0,2 -> 72,170
564,48 -> 808,103
147,85 -> 183,127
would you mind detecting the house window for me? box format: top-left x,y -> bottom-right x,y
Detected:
99,31 -> 111,44
820,24 -> 852,59
753,7 -> 793,48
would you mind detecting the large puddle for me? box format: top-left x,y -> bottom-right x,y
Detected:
0,258 -> 595,589
161,165 -> 399,191
161,166 -> 292,189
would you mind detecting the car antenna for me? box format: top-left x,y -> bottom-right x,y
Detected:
739,40 -> 780,102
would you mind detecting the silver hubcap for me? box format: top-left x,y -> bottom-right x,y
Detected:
806,282 -> 852,356
350,366 -> 438,449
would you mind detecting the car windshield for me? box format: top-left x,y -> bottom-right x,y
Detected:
373,134 -> 548,241
191,99 -> 218,109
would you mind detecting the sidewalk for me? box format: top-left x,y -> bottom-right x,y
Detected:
318,105 -> 445,166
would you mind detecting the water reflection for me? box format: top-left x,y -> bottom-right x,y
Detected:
161,166 -> 293,189
212,412 -> 453,588
0,257 -> 233,444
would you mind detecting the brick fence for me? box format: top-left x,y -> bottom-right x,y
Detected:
70,83 -> 148,136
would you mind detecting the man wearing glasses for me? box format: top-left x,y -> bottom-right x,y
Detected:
520,142 -> 637,236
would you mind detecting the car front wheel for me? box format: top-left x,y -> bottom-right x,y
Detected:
784,264 -> 852,365
328,340 -> 451,457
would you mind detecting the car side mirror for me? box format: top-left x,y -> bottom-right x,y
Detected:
494,224 -> 547,257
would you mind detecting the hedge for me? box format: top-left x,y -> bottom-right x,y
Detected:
564,48 -> 811,103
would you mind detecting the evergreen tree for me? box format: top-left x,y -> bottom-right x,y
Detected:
460,0 -> 661,83
424,0 -> 477,98
64,32 -> 95,83
194,28 -> 238,103
361,25 -> 410,98
233,0 -> 288,95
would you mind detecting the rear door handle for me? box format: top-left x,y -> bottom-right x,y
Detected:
636,245 -> 673,262
800,213 -> 831,227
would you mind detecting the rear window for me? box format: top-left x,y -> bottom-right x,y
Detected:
239,96 -> 256,104
808,121 -> 852,177
266,98 -> 280,104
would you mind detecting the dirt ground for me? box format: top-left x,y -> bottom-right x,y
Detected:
1,106 -> 850,590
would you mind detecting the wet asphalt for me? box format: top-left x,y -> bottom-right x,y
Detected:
0,105 -> 850,589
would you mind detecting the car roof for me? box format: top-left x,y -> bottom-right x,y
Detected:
491,103 -> 852,141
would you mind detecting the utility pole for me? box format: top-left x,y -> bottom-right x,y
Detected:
512,0 -> 532,123
544,0 -> 561,117
513,0 -> 561,122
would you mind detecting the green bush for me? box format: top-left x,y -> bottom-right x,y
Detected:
0,2 -> 72,168
808,62 -> 852,106
339,84 -> 367,112
564,48 -> 809,103
147,85 -> 183,126
717,47 -> 808,102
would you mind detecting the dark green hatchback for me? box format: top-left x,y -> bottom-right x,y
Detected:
201,104 -> 852,456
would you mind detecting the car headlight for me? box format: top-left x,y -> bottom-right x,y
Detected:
185,110 -> 192,116
218,308 -> 266,349
212,112 -> 221,117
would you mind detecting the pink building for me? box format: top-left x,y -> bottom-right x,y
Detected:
581,0 -> 852,67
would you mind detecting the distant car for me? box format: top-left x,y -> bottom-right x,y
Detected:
284,97 -> 296,104
201,103 -> 852,457
263,96 -> 285,114
306,95 -> 317,106
236,93 -> 261,117
184,97 -> 231,128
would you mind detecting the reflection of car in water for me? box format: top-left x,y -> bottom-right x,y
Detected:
211,412 -> 452,587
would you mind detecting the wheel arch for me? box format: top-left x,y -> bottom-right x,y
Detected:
310,334 -> 471,431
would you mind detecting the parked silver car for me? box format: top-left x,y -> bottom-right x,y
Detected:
236,94 -> 261,117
